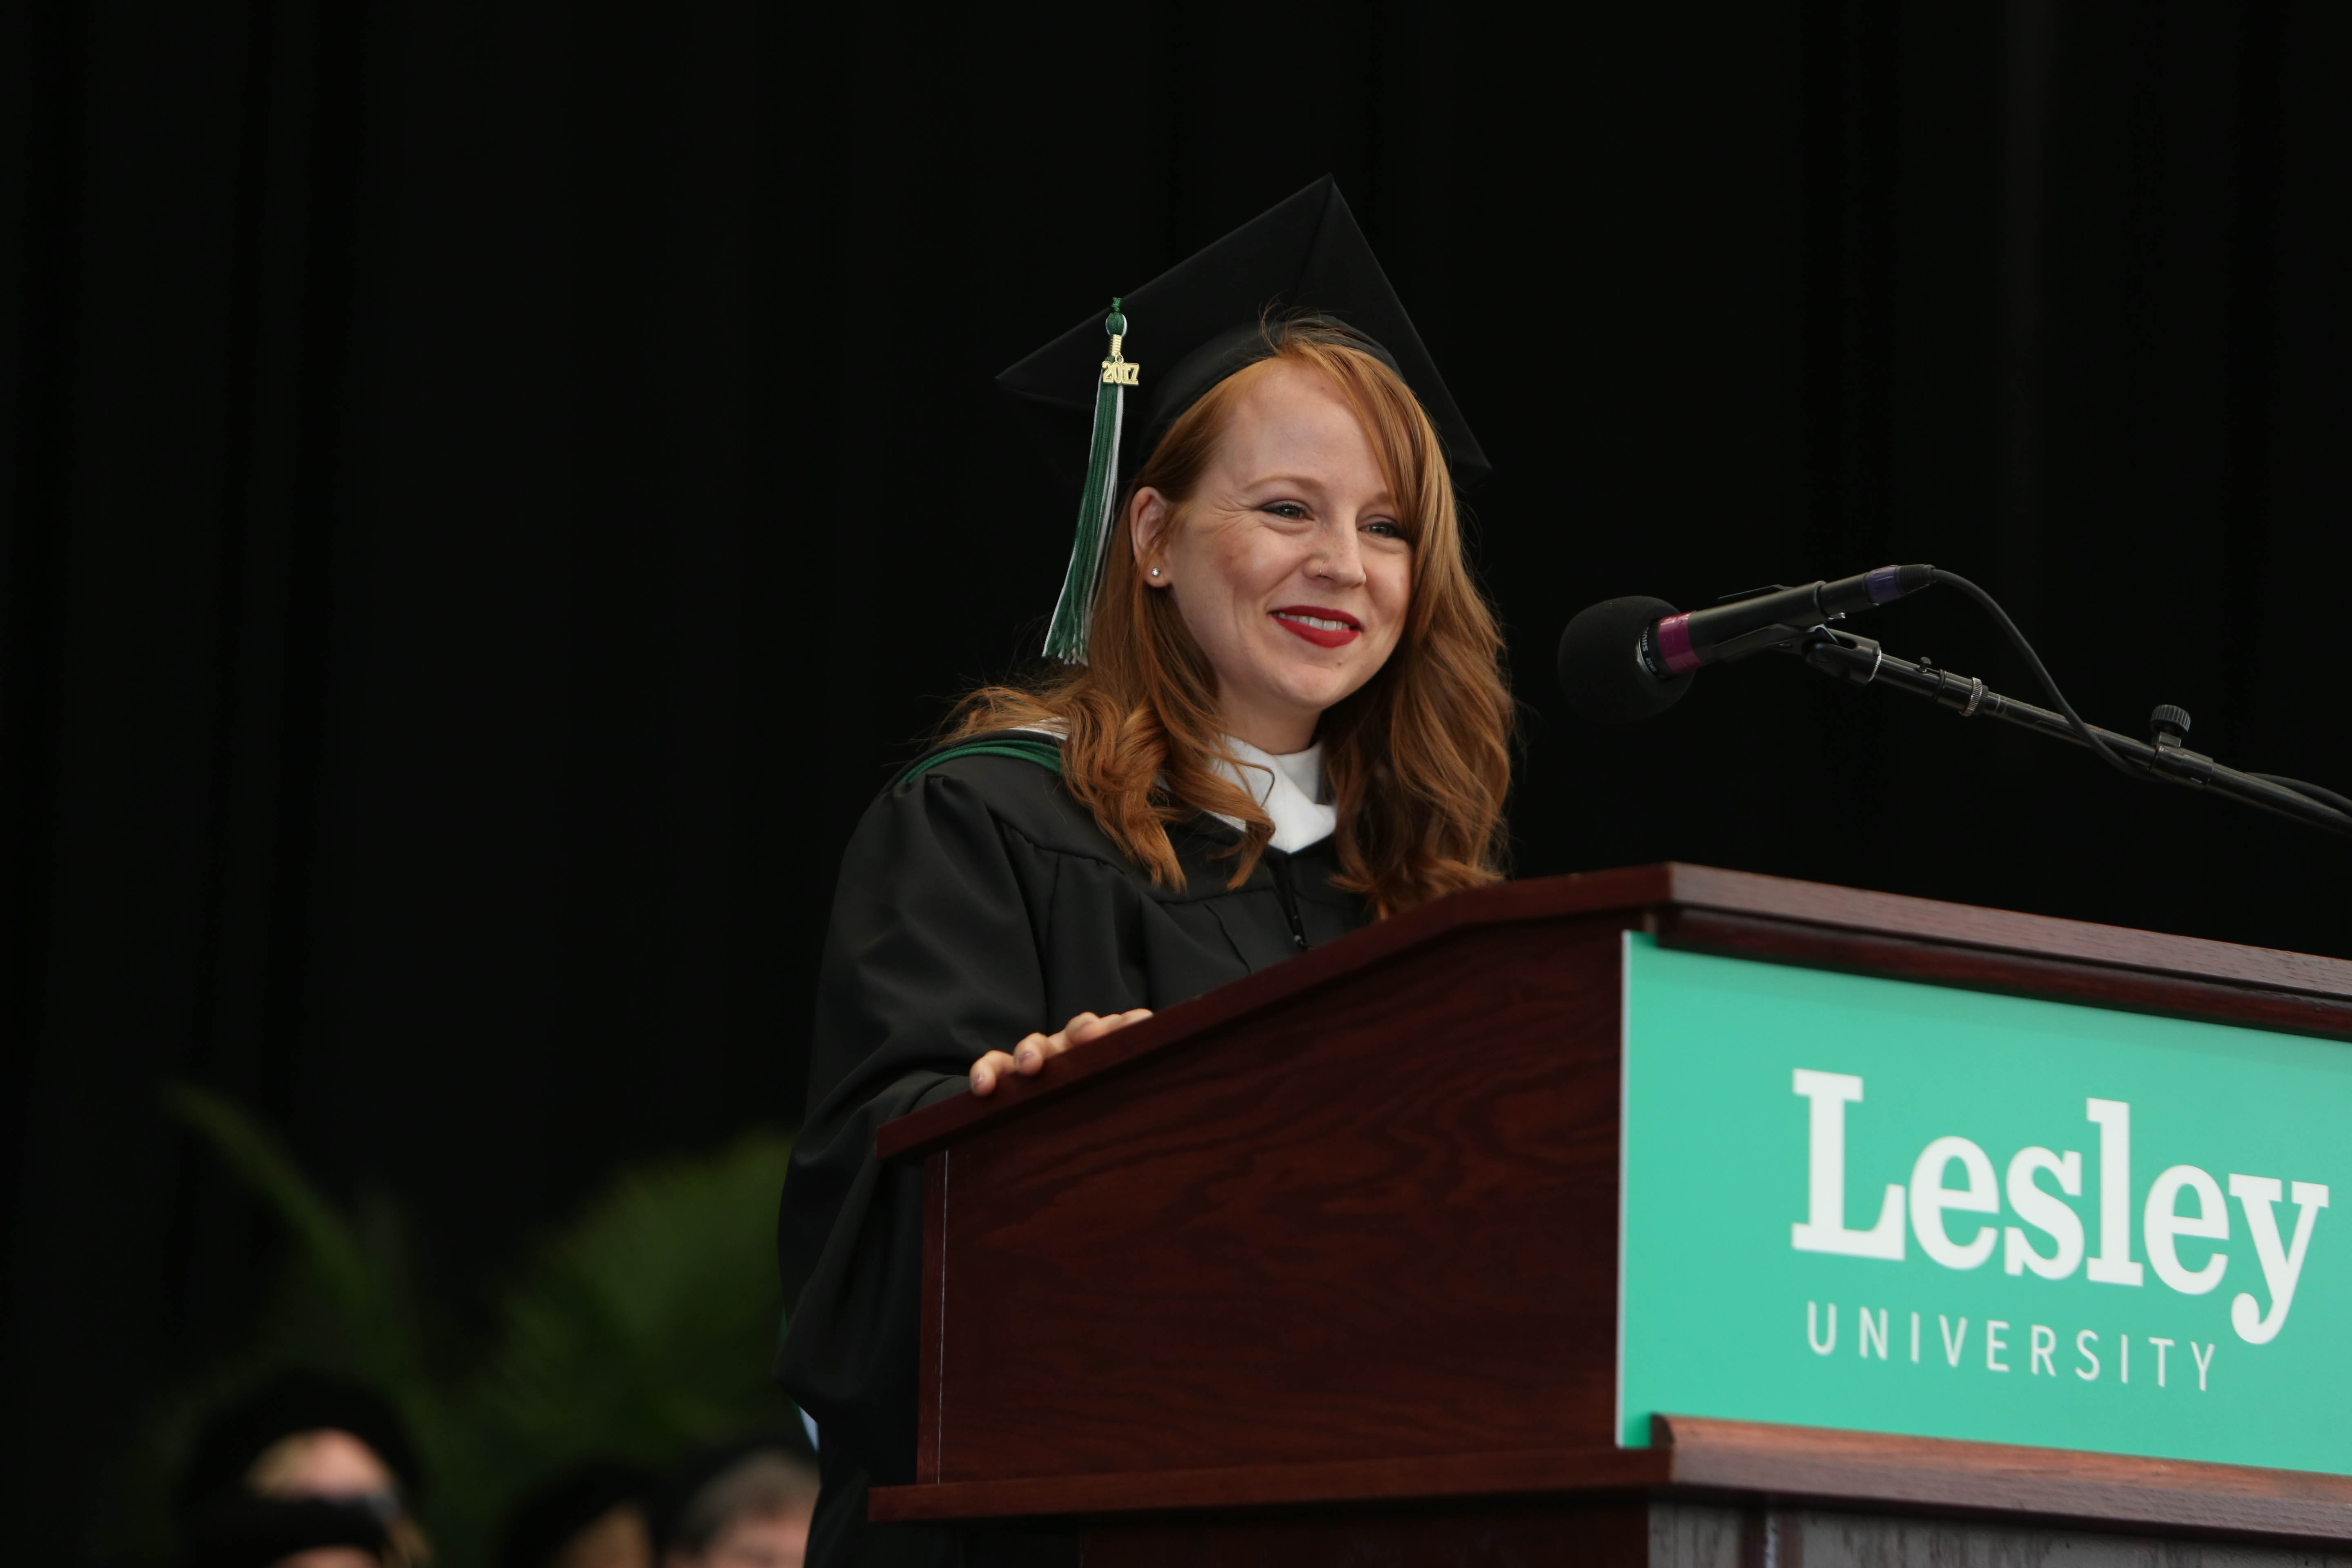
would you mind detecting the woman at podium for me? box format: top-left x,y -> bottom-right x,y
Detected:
775,178 -> 1514,1567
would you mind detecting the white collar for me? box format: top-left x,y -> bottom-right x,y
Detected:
1013,721 -> 1335,854
1209,736 -> 1335,853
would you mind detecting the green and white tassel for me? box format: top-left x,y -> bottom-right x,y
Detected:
1042,299 -> 1139,663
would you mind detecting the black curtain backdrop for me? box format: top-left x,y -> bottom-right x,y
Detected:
3,1 -> 2347,1555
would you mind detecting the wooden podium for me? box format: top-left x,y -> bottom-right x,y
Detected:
869,865 -> 2352,1564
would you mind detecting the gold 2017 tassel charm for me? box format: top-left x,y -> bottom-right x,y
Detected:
1101,324 -> 1138,388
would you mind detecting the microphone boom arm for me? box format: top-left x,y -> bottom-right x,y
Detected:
1780,627 -> 2352,841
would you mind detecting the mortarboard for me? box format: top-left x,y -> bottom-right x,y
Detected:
998,176 -> 1486,662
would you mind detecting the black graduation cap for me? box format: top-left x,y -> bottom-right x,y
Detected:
999,176 -> 1486,661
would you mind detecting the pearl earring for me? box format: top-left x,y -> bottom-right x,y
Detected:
1149,567 -> 1161,577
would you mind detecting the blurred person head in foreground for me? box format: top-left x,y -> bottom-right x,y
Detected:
651,1431 -> 819,1568
501,1461 -> 658,1568
177,1369 -> 427,1568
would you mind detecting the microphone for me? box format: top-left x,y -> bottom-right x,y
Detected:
1557,564 -> 1937,724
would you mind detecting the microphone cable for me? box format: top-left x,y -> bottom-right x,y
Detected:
2250,773 -> 2352,817
1933,568 -> 2350,815
1926,570 -> 2142,782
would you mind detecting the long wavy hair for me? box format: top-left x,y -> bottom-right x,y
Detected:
949,319 -> 1513,916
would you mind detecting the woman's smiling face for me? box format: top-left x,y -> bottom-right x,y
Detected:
1129,359 -> 1412,754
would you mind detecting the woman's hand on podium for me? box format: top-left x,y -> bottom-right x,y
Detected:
969,1009 -> 1153,1096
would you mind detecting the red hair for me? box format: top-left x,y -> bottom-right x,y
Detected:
950,320 -> 1512,915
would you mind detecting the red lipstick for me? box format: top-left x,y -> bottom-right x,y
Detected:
1270,605 -> 1362,649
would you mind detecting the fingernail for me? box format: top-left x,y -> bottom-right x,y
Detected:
1017,1051 -> 1036,1069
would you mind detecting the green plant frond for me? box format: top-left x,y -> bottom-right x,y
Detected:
465,1132 -> 798,1480
141,1095 -> 802,1568
165,1083 -> 370,1294
163,1083 -> 427,1386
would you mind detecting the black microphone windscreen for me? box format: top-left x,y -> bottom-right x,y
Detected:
1557,597 -> 1694,724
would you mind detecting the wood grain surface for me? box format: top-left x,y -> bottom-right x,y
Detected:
878,1416 -> 2352,1545
1652,866 -> 2352,996
875,1446 -> 1663,1522
876,864 -> 2352,1547
916,1152 -> 947,1483
1656,1416 -> 2352,1542
879,863 -> 2352,1162
922,914 -> 1631,1483
1657,909 -> 2352,1040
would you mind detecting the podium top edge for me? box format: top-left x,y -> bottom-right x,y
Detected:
875,862 -> 2352,1163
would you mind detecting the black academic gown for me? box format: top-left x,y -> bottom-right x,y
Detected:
775,738 -> 1370,1568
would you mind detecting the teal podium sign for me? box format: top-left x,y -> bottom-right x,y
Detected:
1619,933 -> 2349,1474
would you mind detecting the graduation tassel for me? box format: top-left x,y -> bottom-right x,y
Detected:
1042,299 -> 1139,663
